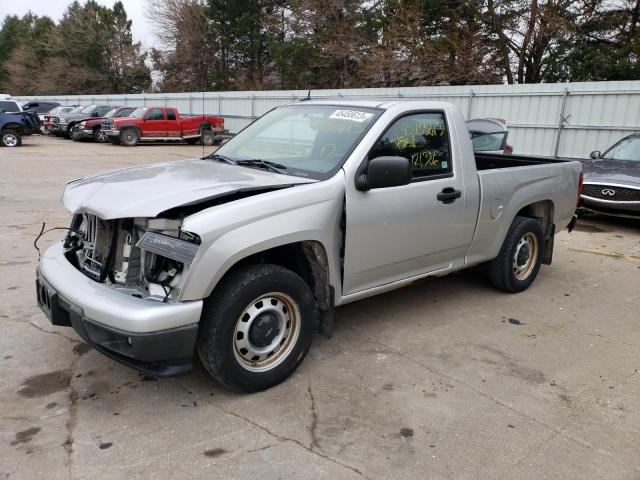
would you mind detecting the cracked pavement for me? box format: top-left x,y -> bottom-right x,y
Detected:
1,136 -> 639,479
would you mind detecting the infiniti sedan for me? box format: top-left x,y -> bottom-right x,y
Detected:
580,134 -> 640,218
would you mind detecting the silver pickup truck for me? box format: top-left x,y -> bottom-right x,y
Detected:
36,101 -> 582,391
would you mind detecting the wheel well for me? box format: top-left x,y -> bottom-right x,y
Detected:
120,125 -> 140,133
516,200 -> 555,264
225,241 -> 331,310
2,123 -> 24,134
200,122 -> 212,131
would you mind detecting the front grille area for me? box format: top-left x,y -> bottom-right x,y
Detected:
582,184 -> 640,202
101,119 -> 113,130
79,213 -> 115,280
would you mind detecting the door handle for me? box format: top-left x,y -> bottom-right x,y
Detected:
437,187 -> 462,204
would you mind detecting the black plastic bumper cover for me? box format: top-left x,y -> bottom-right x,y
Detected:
36,270 -> 198,377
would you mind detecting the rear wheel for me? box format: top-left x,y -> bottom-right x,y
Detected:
201,129 -> 215,146
197,264 -> 316,392
1,129 -> 21,147
488,216 -> 544,293
120,128 -> 139,147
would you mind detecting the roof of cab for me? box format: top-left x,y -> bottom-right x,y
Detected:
293,98 -> 457,111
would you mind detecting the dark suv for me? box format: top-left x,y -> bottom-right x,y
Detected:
49,105 -> 113,138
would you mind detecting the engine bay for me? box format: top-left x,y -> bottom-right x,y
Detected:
63,213 -> 198,302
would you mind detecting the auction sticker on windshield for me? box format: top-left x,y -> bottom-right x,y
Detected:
329,109 -> 374,122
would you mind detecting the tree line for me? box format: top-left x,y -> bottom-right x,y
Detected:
1,0 -> 638,95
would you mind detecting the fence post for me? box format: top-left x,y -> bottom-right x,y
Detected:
218,95 -> 222,115
553,88 -> 569,158
250,94 -> 255,119
188,95 -> 192,114
466,89 -> 475,119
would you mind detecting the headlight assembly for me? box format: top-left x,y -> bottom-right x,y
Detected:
136,231 -> 199,263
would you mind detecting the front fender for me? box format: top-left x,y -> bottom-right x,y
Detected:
179,175 -> 346,301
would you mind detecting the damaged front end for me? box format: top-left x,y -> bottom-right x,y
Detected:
63,213 -> 200,303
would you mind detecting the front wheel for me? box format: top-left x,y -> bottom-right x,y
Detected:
120,128 -> 139,146
488,216 -> 544,293
1,129 -> 21,147
197,264 -> 316,392
94,128 -> 107,143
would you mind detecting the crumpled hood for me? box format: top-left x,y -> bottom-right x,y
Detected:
63,159 -> 315,219
59,112 -> 91,122
581,159 -> 640,186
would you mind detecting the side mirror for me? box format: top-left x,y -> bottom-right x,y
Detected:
589,150 -> 601,159
355,156 -> 412,191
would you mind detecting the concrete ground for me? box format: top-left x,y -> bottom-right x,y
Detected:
1,135 -> 639,480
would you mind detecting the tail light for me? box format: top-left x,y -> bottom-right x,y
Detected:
504,144 -> 513,154
577,171 -> 584,206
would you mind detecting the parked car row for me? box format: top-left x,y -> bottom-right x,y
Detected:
44,103 -> 227,146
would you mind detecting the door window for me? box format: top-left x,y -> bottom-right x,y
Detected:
116,108 -> 134,117
146,108 -> 165,120
167,109 -> 177,120
370,112 -> 451,178
95,106 -> 112,116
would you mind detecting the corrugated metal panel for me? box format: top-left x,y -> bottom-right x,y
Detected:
16,80 -> 640,158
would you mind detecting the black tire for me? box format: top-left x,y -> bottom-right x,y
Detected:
1,129 -> 22,147
201,129 -> 215,146
94,127 -> 107,143
120,128 -> 139,146
64,124 -> 74,138
108,136 -> 121,145
488,216 -> 544,293
197,264 -> 316,392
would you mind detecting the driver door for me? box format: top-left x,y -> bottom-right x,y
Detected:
142,108 -> 167,138
342,111 -> 477,295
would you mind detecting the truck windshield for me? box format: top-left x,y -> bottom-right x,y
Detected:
602,137 -> 640,162
214,104 -> 382,180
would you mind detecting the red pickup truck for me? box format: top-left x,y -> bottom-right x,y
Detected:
101,106 -> 226,146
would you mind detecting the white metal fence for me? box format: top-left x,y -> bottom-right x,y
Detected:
16,80 -> 640,158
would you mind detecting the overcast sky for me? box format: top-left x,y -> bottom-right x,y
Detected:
0,0 -> 157,48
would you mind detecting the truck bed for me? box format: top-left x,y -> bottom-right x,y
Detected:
475,152 -> 569,171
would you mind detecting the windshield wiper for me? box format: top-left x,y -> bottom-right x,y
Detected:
202,153 -> 237,164
235,159 -> 288,174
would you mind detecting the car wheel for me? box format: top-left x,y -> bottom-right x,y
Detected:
120,128 -> 139,147
488,216 -> 544,293
201,129 -> 215,146
94,128 -> 107,143
197,264 -> 316,392
1,129 -> 21,147
64,124 -> 74,139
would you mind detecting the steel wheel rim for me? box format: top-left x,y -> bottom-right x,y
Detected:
3,134 -> 17,146
233,292 -> 301,372
124,132 -> 136,144
96,131 -> 106,142
513,232 -> 538,280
